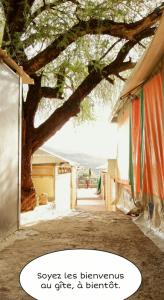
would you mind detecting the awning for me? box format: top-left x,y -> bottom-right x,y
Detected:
120,13 -> 164,98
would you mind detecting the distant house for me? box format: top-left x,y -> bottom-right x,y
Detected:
108,14 -> 164,232
77,167 -> 99,189
32,148 -> 77,211
0,49 -> 33,241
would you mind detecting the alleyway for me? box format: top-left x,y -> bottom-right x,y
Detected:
77,188 -> 106,211
0,200 -> 164,300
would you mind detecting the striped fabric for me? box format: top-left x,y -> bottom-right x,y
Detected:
129,71 -> 164,206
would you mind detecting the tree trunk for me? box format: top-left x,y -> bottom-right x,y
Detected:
21,96 -> 38,212
21,143 -> 36,212
21,77 -> 43,211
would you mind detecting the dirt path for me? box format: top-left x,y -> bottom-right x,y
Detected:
0,207 -> 164,300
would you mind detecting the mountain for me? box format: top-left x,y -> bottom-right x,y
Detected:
43,146 -> 107,169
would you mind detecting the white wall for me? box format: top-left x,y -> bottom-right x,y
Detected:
0,62 -> 21,240
55,173 -> 71,212
117,104 -> 130,181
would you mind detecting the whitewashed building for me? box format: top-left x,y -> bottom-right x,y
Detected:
0,49 -> 33,241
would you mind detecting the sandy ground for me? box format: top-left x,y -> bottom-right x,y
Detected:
0,192 -> 164,299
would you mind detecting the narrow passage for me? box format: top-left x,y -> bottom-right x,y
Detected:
77,188 -> 106,211
0,205 -> 163,300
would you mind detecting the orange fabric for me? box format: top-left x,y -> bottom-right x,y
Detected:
131,98 -> 141,196
143,72 -> 164,199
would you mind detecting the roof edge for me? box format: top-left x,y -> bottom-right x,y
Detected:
38,147 -> 78,166
110,12 -> 164,122
0,49 -> 34,84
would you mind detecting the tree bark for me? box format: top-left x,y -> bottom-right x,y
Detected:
21,140 -> 36,212
21,78 -> 42,211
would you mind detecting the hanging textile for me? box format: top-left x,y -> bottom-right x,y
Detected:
129,113 -> 134,197
130,97 -> 141,200
129,93 -> 144,201
130,71 -> 164,204
142,71 -> 164,201
97,176 -> 101,194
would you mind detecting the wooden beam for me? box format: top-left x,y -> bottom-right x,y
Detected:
0,48 -> 34,84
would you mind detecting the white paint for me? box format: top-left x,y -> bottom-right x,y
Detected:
77,188 -> 98,199
20,203 -> 78,227
0,62 -> 20,240
133,214 -> 164,252
55,173 -> 71,212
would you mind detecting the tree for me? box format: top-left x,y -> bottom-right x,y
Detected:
1,0 -> 163,211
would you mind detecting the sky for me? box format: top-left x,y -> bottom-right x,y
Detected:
44,103 -> 118,159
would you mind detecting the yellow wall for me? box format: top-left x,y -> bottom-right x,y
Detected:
71,166 -> 77,209
101,172 -> 107,202
32,164 -> 77,207
32,165 -> 55,201
106,160 -> 117,211
32,176 -> 55,201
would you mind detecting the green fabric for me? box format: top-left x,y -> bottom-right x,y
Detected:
129,104 -> 134,198
97,176 -> 101,193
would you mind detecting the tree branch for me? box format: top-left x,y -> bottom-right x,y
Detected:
116,74 -> 126,82
104,77 -> 114,84
100,38 -> 122,61
32,58 -> 135,152
41,62 -> 66,98
31,20 -> 156,151
23,5 -> 163,74
115,27 -> 155,67
24,75 -> 42,126
41,87 -> 63,99
23,63 -> 66,136
2,0 -> 35,33
31,39 -> 138,152
2,0 -> 35,62
31,0 -> 78,19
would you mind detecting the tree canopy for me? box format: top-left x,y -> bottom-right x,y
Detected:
1,0 -> 164,149
1,2 -> 163,125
